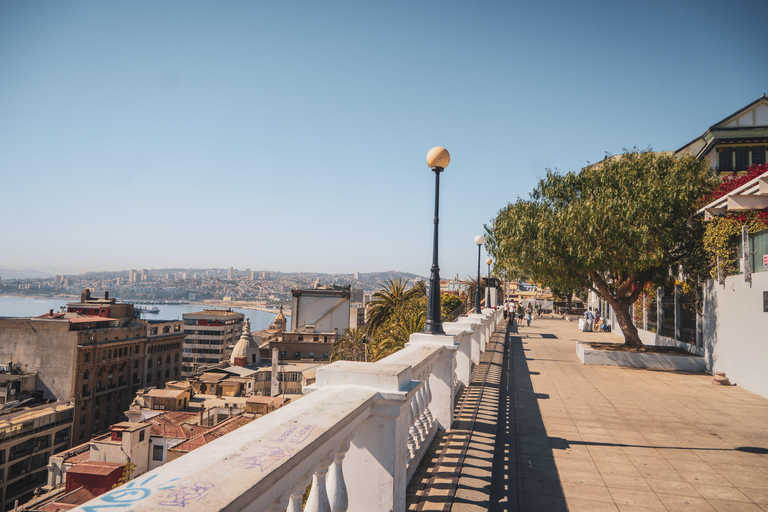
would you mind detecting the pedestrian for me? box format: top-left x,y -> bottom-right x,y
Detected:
525,304 -> 533,326
517,303 -> 524,326
503,300 -> 508,321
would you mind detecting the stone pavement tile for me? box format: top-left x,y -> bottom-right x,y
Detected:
517,491 -> 568,512
657,447 -> 705,462
740,487 -> 768,505
518,476 -> 564,497
706,499 -> 764,512
601,472 -> 652,491
608,488 -> 665,509
560,481 -> 614,503
657,493 -> 717,512
667,458 -> 721,474
566,497 -> 620,511
626,453 -> 676,470
550,454 -> 598,471
632,466 -> 686,482
679,468 -> 734,486
595,461 -> 644,477
693,484 -> 753,502
557,467 -> 605,486
719,470 -> 768,489
643,477 -> 700,497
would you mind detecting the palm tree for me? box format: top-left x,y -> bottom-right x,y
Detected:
330,327 -> 369,362
370,309 -> 425,361
366,278 -> 419,335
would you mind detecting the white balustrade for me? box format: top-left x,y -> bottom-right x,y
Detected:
70,310 -> 498,512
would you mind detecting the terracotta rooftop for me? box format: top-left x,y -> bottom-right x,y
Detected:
38,487 -> 97,512
66,461 -> 124,476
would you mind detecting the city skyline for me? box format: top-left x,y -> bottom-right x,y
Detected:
1,0 -> 767,278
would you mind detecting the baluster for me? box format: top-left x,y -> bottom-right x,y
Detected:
414,385 -> 427,440
305,463 -> 332,512
411,393 -> 424,442
423,378 -> 435,427
286,488 -> 304,512
326,441 -> 350,512
407,407 -> 417,461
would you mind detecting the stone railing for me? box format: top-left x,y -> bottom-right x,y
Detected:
71,308 -> 502,512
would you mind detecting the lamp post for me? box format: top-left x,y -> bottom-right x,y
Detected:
424,147 -> 450,335
486,258 -> 492,308
474,235 -> 484,314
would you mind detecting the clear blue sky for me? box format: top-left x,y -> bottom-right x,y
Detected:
1,0 -> 766,278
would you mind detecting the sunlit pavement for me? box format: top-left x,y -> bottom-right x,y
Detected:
409,316 -> 768,511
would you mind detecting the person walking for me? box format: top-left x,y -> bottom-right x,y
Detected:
516,303 -> 525,327
503,300 -> 508,321
525,304 -> 533,327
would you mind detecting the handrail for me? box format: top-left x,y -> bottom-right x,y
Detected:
70,309 -> 503,512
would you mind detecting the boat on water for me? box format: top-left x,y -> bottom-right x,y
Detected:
135,306 -> 160,314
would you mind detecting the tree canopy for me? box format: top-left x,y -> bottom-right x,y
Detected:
485,149 -> 715,347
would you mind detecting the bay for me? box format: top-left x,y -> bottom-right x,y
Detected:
0,296 -> 290,331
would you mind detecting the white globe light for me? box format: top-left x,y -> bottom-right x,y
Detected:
474,235 -> 485,245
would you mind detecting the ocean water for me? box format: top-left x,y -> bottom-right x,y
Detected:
0,296 -> 290,331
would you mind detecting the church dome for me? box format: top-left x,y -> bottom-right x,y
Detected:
230,319 -> 261,366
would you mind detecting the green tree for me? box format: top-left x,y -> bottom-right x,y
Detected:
441,294 -> 463,318
365,279 -> 424,335
330,327 -> 369,362
486,149 -> 714,347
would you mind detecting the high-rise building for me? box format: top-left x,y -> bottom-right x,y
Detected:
0,290 -> 182,444
181,309 -> 244,377
227,267 -> 233,280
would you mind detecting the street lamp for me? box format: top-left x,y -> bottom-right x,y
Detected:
424,146 -> 450,335
474,235 -> 484,314
486,257 -> 492,308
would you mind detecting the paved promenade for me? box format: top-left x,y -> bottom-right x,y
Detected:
408,316 -> 768,511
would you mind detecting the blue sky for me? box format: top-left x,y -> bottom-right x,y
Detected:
1,0 -> 766,278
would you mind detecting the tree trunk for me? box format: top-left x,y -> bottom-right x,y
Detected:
609,298 -> 644,348
566,292 -> 572,314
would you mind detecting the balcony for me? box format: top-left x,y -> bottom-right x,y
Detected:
71,309 -> 502,512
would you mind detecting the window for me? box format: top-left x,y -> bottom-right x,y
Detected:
735,147 -> 749,171
313,335 -> 319,342
153,445 -> 164,461
134,360 -> 139,369
719,147 -> 733,171
156,372 -> 161,381
157,357 -> 162,366
294,351 -> 301,358
148,359 -> 153,368
82,384 -> 88,395
83,370 -> 89,380
308,352 -> 315,359
139,430 -> 145,442
84,352 -> 90,363
174,368 -> 179,377
174,354 -> 179,362
753,146 -> 766,165
165,369 -> 170,378
166,355 -> 171,365
150,327 -> 158,335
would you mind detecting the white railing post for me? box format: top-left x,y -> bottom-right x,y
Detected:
444,325 -> 473,386
407,333 -> 457,430
305,462 -> 332,512
314,361 -> 416,512
326,441 -> 349,512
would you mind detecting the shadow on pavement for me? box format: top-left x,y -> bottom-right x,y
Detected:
489,322 -> 568,512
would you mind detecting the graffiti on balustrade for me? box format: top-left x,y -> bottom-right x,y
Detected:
242,445 -> 296,472
158,481 -> 215,508
242,423 -> 317,472
276,423 -> 316,444
81,474 -> 180,512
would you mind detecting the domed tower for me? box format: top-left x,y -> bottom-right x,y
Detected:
269,306 -> 287,333
230,318 -> 261,367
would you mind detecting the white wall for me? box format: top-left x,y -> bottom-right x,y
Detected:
292,294 -> 350,333
702,271 -> 768,398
